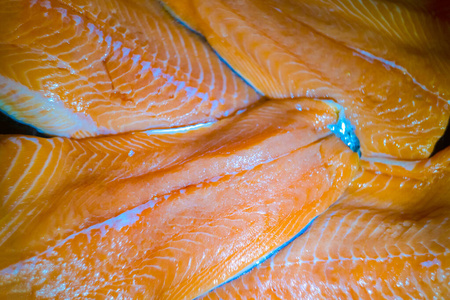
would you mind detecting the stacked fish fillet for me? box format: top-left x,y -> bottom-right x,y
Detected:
0,0 -> 449,299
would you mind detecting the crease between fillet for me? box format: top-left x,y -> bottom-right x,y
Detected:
193,216 -> 319,300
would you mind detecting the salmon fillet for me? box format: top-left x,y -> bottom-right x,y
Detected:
0,0 -> 259,138
162,0 -> 450,159
1,1 -> 447,298
202,146 -> 450,299
0,99 -> 358,299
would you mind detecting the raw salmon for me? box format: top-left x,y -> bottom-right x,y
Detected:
202,146 -> 450,299
0,0 -> 259,138
0,99 -> 359,299
0,99 -> 335,267
162,0 -> 450,159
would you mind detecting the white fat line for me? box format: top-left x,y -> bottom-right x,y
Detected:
143,122 -> 215,135
362,156 -> 419,171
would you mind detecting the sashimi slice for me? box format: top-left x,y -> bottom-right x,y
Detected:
161,0 -> 450,159
0,0 -> 259,138
0,132 -> 358,299
0,99 -> 351,269
202,146 -> 450,299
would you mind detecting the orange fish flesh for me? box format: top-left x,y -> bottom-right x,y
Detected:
0,99 -> 358,299
162,0 -> 450,159
0,0 -> 260,138
202,146 -> 450,299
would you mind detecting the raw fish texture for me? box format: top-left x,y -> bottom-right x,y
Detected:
162,0 -> 450,159
0,99 -> 358,299
0,0 -> 259,137
203,147 -> 450,299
